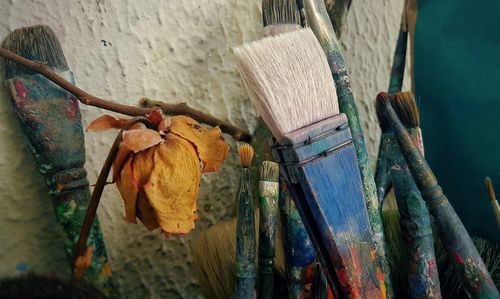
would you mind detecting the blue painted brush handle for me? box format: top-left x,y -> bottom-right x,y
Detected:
279,178 -> 315,298
273,114 -> 385,299
383,101 -> 500,299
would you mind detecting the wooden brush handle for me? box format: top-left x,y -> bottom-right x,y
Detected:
236,168 -> 256,299
258,179 -> 279,299
383,101 -> 500,298
386,132 -> 441,299
279,178 -> 316,298
5,74 -> 115,295
388,27 -> 408,94
375,135 -> 392,206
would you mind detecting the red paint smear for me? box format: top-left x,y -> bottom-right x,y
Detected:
452,251 -> 464,264
66,96 -> 78,120
14,79 -> 29,98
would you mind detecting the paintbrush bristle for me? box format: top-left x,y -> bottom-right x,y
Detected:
260,161 -> 279,182
239,144 -> 254,168
376,91 -> 419,132
262,0 -> 301,27
234,28 -> 338,139
1,25 -> 69,79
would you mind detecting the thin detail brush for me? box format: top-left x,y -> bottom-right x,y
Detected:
258,161 -> 280,299
376,91 -> 500,298
236,144 -> 256,299
485,177 -> 500,231
235,28 -> 385,298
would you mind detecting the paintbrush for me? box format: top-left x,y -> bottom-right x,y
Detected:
261,1 -> 320,298
234,28 -> 385,298
258,161 -> 280,299
376,91 -> 441,298
374,19 -> 409,207
1,25 -> 114,294
235,144 -> 257,299
376,91 -> 500,298
301,1 -> 392,293
485,177 -> 500,231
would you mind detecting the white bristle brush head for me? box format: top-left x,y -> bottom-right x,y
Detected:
234,28 -> 338,139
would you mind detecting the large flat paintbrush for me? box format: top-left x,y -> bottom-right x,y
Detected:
376,92 -> 441,299
376,91 -> 500,298
234,28 -> 386,298
1,25 -> 114,294
301,2 -> 392,294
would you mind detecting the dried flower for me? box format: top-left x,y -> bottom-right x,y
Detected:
87,111 -> 230,235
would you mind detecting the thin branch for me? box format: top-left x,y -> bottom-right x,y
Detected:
140,98 -> 252,142
73,116 -> 155,278
0,47 -> 252,141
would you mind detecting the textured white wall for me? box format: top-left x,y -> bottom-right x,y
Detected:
0,0 -> 409,298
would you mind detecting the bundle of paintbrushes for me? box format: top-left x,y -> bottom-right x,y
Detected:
376,92 -> 441,298
376,91 -> 500,298
234,28 -> 386,297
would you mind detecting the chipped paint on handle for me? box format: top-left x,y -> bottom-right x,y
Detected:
5,73 -> 115,296
236,168 -> 256,299
385,131 -> 441,299
258,179 -> 279,299
382,101 -> 500,299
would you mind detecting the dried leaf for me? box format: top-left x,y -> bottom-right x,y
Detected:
116,157 -> 138,223
136,190 -> 160,230
113,144 -> 131,182
169,115 -> 230,172
121,128 -> 163,153
73,246 -> 94,279
144,133 -> 201,234
86,114 -> 129,131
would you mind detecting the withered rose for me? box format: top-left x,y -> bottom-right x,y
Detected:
87,112 -> 230,236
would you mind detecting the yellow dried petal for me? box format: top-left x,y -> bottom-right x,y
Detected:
136,190 -> 160,230
169,115 -> 230,173
121,128 -> 163,153
116,157 -> 138,223
86,114 -> 129,131
144,133 -> 201,234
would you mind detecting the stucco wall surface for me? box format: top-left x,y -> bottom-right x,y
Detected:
0,0 -> 409,298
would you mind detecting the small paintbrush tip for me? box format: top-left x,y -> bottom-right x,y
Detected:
260,161 -> 279,182
391,92 -> 420,128
485,177 -> 496,202
262,0 -> 301,27
375,92 -> 392,133
2,25 -> 69,79
239,144 -> 254,168
376,91 -> 419,132
234,28 -> 339,139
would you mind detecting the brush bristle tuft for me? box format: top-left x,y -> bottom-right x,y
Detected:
262,0 -> 301,27
2,25 -> 68,79
260,161 -> 279,182
376,92 -> 392,132
234,28 -> 339,139
390,92 -> 419,128
239,144 -> 254,168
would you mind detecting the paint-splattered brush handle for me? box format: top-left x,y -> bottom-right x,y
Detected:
388,27 -> 408,94
375,136 -> 392,206
258,173 -> 279,299
386,132 -> 441,299
236,168 -> 256,299
382,101 -> 500,298
302,2 -> 391,294
279,178 -> 316,299
5,73 -> 114,295
274,114 -> 385,299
